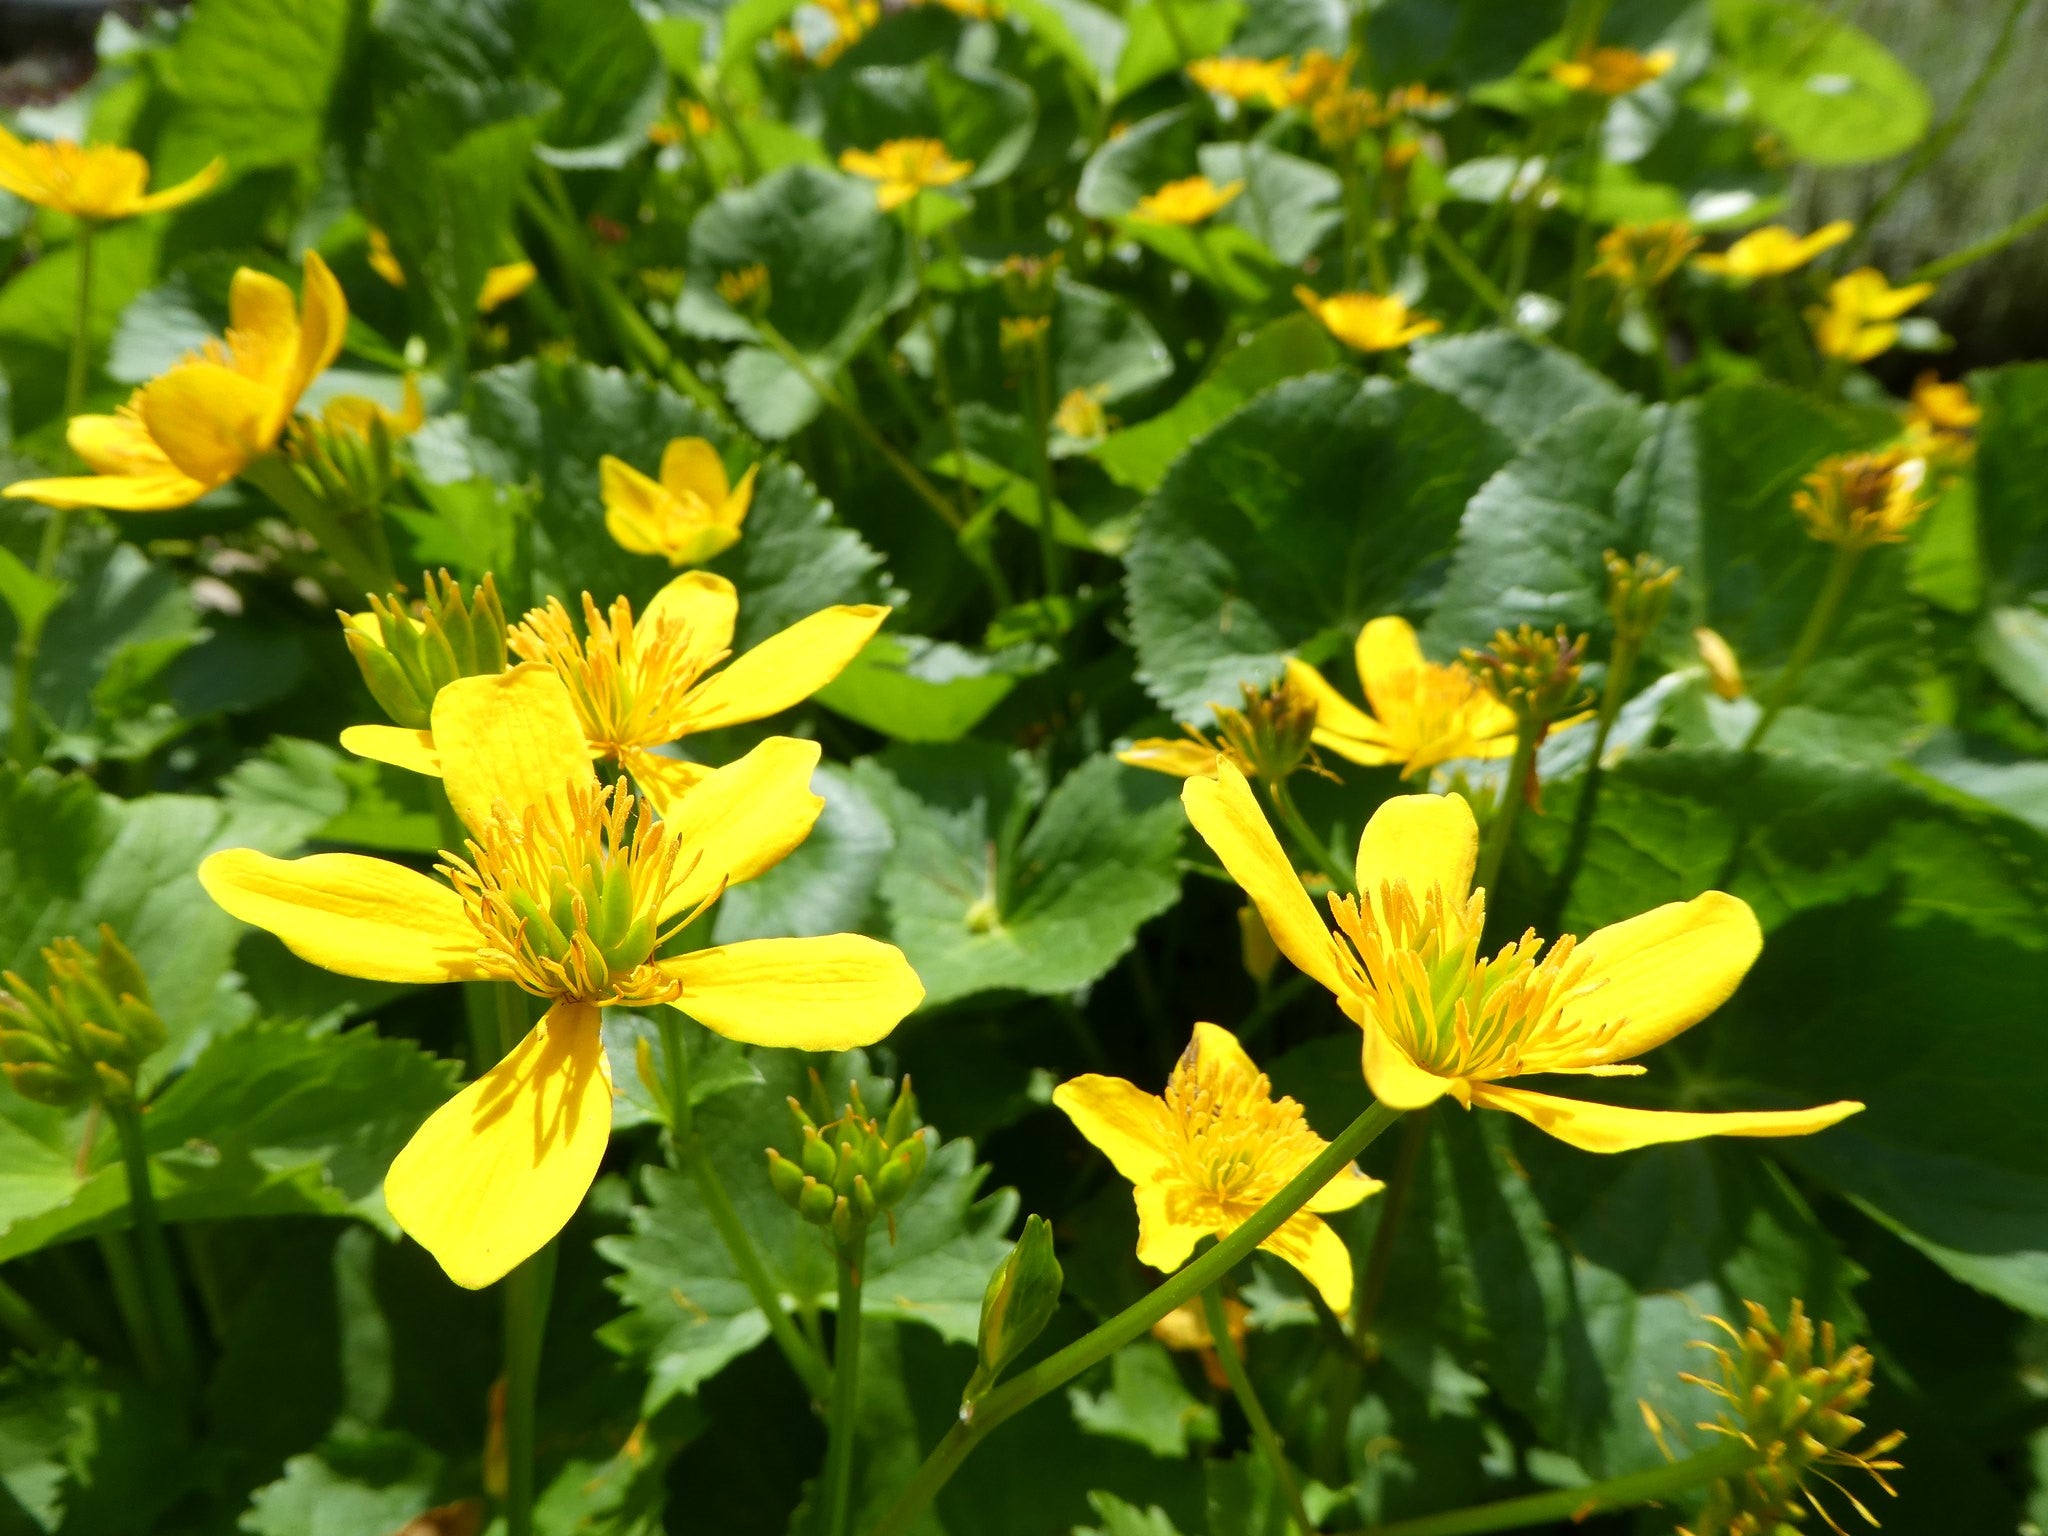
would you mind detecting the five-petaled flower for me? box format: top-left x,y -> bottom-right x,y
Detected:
1182,764 -> 1863,1152
1186,56 -> 1295,110
1692,221 -> 1852,281
1808,268 -> 1934,362
1548,45 -> 1675,96
839,139 -> 973,212
342,572 -> 887,816
0,126 -> 222,222
4,252 -> 344,512
1294,286 -> 1441,353
601,436 -> 757,568
200,666 -> 924,1287
1131,176 -> 1241,226
1055,1023 -> 1381,1312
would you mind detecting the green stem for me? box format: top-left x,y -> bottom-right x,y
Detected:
65,222 -> 95,420
493,984 -> 550,1536
1473,726 -> 1538,900
1743,544 -> 1861,752
1907,193 -> 2048,286
1423,219 -> 1509,316
1201,1282 -> 1314,1535
905,202 -> 973,531
109,1102 -> 198,1390
95,1230 -> 161,1378
1267,778 -> 1352,894
861,1100 -> 1405,1536
1026,333 -> 1064,599
240,455 -> 394,602
1338,1442 -> 1750,1536
1352,1110 -> 1428,1343
658,1013 -> 835,1403
1561,111 -> 1607,347
821,1229 -> 869,1536
0,1275 -> 61,1353
1638,285 -> 1680,401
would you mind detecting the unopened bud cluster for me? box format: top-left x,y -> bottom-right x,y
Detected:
1464,625 -> 1591,732
1209,675 -> 1323,784
1604,550 -> 1679,648
342,571 -> 508,729
0,927 -> 166,1109
286,400 -> 405,521
766,1080 -> 930,1248
1679,1299 -> 1903,1536
1792,448 -> 1928,552
997,252 -> 1062,316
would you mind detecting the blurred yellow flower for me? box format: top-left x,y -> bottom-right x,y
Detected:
1904,370 -> 1979,453
319,377 -> 426,441
1281,49 -> 1352,109
1183,768 -> 1863,1152
1131,175 -> 1241,226
341,572 -> 887,816
0,127 -> 221,222
1792,448 -> 1928,551
1187,56 -> 1295,109
1294,286 -> 1441,352
1808,268 -> 1934,362
717,264 -> 771,309
202,666 -> 922,1288
1693,627 -> 1745,701
367,228 -> 536,314
1548,45 -> 1675,96
1054,1022 -> 1382,1313
1588,220 -> 1700,288
839,139 -> 973,211
5,251 -> 344,512
1692,221 -> 1851,281
602,437 -> 757,568
1052,386 -> 1110,440
1284,616 -> 1516,777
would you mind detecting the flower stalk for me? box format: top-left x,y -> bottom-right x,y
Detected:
493,981 -> 551,1536
1200,1281 -> 1313,1535
821,1227 -> 869,1536
108,1100 -> 199,1392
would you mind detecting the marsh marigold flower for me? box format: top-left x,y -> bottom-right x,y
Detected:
367,228 -> 536,314
1903,371 -> 1979,466
1294,286 -> 1440,353
0,126 -> 221,222
1792,449 -> 1927,551
1054,1023 -> 1382,1312
1589,221 -> 1700,289
1120,675 -> 1322,783
1694,627 -> 1745,701
1131,176 -> 1240,226
1182,765 -> 1863,1152
1548,45 -> 1675,95
601,437 -> 756,568
342,572 -> 887,815
1186,56 -> 1294,109
1692,221 -> 1851,281
1808,268 -> 1934,362
5,251 -> 344,512
201,666 -> 923,1286
1052,386 -> 1110,441
1284,616 -> 1519,778
839,139 -> 973,212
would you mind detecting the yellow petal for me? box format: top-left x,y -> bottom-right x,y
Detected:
1184,1021 -> 1258,1081
1262,1211 -> 1355,1314
1566,892 -> 1763,1065
660,436 -> 731,506
138,363 -> 275,484
68,410 -> 178,477
1354,793 -> 1478,913
1285,656 -> 1379,746
643,569 -> 738,665
225,265 -> 299,394
477,260 -> 536,313
1355,615 -> 1425,717
198,848 -> 484,983
616,746 -> 713,818
290,250 -> 348,408
1305,1163 -> 1384,1214
723,462 -> 758,531
679,605 -> 891,732
1134,1183 -> 1205,1273
1052,1074 -> 1176,1184
2,470 -> 208,511
657,735 -> 824,918
386,999 -> 612,1289
432,665 -> 597,834
1360,1022 -> 1452,1111
1117,738 -> 1225,778
1466,1082 -> 1863,1154
599,454 -> 668,535
129,155 -> 224,215
340,724 -> 444,777
1310,726 -> 1404,768
1181,761 -> 1344,998
658,934 -> 923,1048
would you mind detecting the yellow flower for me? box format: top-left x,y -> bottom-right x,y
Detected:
1283,616 -> 1517,778
201,667 -> 923,1287
1548,45 -> 1676,95
1131,176 -> 1241,226
1186,56 -> 1295,109
1384,82 -> 1455,119
319,376 -> 427,442
601,437 -> 757,568
1791,448 -> 1927,551
717,264 -> 771,309
838,139 -> 973,212
1691,221 -> 1851,281
1054,1022 -> 1382,1312
1693,627 -> 1745,701
341,571 -> 887,816
1807,268 -> 1934,362
1281,49 -> 1352,110
1052,386 -> 1110,440
1312,89 -> 1383,150
0,127 -> 222,222
1588,220 -> 1700,288
1182,765 -> 1863,1152
1294,286 -> 1441,353
1153,1294 -> 1248,1389
1903,371 -> 1979,467
367,228 -> 536,314
5,251 -> 345,512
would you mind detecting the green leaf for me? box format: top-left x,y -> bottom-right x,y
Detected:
240,1429 -> 443,1536
439,359 -> 888,643
709,764 -> 893,943
1980,605 -> 2048,724
1078,1490 -> 1191,1536
1125,371 -> 1511,717
1713,0 -> 1932,166
1973,362 -> 2048,603
1067,1340 -> 1219,1458
525,0 -> 664,168
1077,107 -> 1197,222
815,635 -> 1049,743
1093,313 -> 1339,494
1113,0 -> 1244,99
827,56 -> 1038,188
1198,142 -> 1342,268
851,748 -> 1185,1007
151,0 -> 358,180
1007,0 -> 1127,99
0,546 -> 59,634
600,1051 -> 1017,1410
1408,329 -> 1628,451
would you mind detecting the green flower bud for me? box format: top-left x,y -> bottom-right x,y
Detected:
768,1077 -> 931,1250
0,927 -> 167,1110
340,571 -> 508,729
965,1215 -> 1063,1408
799,1177 -> 838,1226
765,1148 -> 806,1206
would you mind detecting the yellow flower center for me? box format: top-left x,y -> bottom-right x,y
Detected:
509,594 -> 726,757
440,780 -> 699,1005
1375,660 -> 1510,762
1160,1045 -> 1323,1221
1329,881 -> 1614,1084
